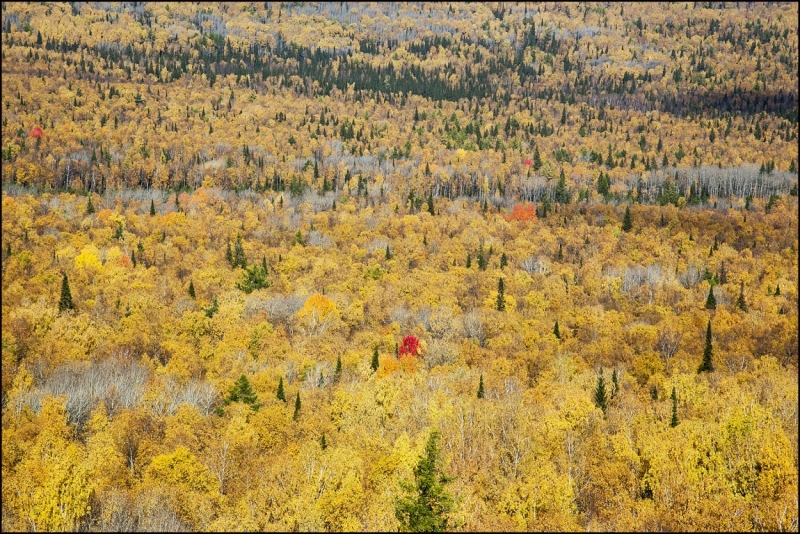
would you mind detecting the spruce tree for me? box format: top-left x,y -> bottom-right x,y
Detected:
131,250 -> 136,268
774,284 -> 781,296
499,252 -> 507,269
427,193 -> 435,215
477,374 -> 484,399
622,205 -> 633,232
465,253 -> 471,268
293,392 -> 301,420
276,377 -> 286,402
320,433 -> 327,450
86,195 -> 95,214
226,239 -> 234,266
385,244 -> 392,260
611,369 -> 618,399
496,278 -> 505,311
334,355 -> 342,382
234,234 -> 247,268
670,387 -> 679,427
594,367 -> 608,414
371,346 -> 380,372
59,272 -> 75,312
553,320 -> 561,339
394,429 -> 455,532
188,280 -> 196,299
150,199 -> 156,216
736,281 -> 747,311
225,374 -> 261,411
698,320 -> 715,373
705,285 -> 717,309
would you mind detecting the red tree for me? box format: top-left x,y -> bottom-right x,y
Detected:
523,158 -> 533,166
504,203 -> 538,222
29,126 -> 44,139
399,335 -> 421,357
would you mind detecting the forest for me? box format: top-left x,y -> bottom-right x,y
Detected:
1,2 -> 798,532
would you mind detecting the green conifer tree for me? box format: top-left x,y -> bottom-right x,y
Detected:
595,367 -> 608,414
394,429 -> 455,532
477,374 -> 484,399
188,280 -> 196,299
670,386 -> 679,427
150,199 -> 156,216
277,377 -> 286,402
293,391 -> 301,420
334,355 -> 342,382
774,284 -> 781,296
553,320 -> 561,339
622,205 -> 633,232
234,234 -> 247,268
499,252 -> 507,269
86,195 -> 95,214
698,320 -> 715,373
736,281 -> 746,311
496,278 -> 506,311
59,272 -> 75,312
611,369 -> 618,399
427,193 -> 435,215
371,346 -> 380,372
320,433 -> 327,450
226,239 -> 234,266
385,245 -> 392,260
465,253 -> 471,268
224,374 -> 262,411
705,285 -> 717,309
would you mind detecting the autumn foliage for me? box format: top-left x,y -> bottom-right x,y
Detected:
399,335 -> 422,357
504,203 -> 538,222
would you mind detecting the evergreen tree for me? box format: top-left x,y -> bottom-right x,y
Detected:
236,264 -> 271,293
477,374 -> 484,399
532,145 -> 542,171
86,195 -> 95,215
188,280 -> 196,299
736,281 -> 747,311
224,374 -> 262,411
112,222 -> 123,239
611,369 -> 618,399
131,251 -> 136,268
496,278 -> 505,311
553,320 -> 561,339
622,205 -> 633,232
150,199 -> 156,216
293,391 -> 301,420
334,355 -> 342,382
705,285 -> 717,309
427,192 -> 435,215
594,367 -> 608,414
394,429 -> 455,532
465,253 -> 471,268
203,296 -> 219,318
385,244 -> 392,260
698,320 -> 715,373
499,252 -> 507,269
670,386 -> 679,427
225,239 -> 234,266
371,346 -> 380,372
557,243 -> 563,261
276,377 -> 286,402
774,284 -> 781,296
320,433 -> 327,450
59,272 -> 75,312
234,234 -> 247,267
554,168 -> 569,203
